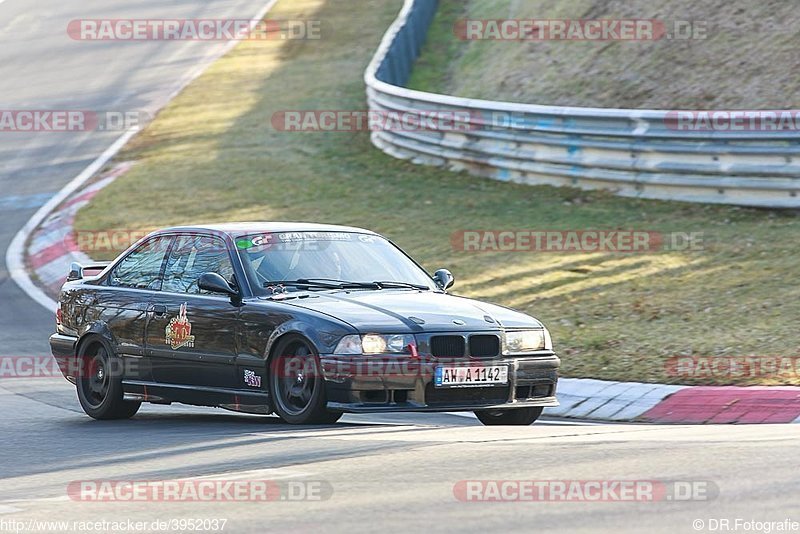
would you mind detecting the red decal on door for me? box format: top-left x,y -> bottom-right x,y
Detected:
165,303 -> 195,350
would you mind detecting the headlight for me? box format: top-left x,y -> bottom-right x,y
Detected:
334,335 -> 362,355
503,329 -> 549,354
334,334 -> 415,355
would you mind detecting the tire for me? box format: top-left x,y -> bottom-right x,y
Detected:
75,338 -> 141,420
474,407 -> 543,426
269,335 -> 341,425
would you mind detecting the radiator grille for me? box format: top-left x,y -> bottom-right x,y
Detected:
469,335 -> 500,357
430,336 -> 465,358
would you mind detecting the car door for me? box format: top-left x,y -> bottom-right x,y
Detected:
101,234 -> 174,382
145,233 -> 240,388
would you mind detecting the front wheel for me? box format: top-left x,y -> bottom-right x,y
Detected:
269,335 -> 342,425
474,407 -> 543,426
76,339 -> 141,420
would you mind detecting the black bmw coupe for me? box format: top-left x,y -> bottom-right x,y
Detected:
50,223 -> 559,425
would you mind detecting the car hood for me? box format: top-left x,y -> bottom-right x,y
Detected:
270,290 -> 543,332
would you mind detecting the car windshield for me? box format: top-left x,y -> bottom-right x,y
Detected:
235,231 -> 437,294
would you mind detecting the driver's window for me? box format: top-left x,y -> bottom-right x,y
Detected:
162,235 -> 234,294
109,236 -> 172,290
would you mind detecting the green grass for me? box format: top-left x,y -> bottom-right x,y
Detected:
405,0 -> 466,95
408,0 -> 800,109
75,0 -> 800,386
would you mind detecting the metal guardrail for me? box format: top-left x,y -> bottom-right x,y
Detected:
364,0 -> 800,207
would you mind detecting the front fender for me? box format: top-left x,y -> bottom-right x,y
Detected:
264,318 -> 354,360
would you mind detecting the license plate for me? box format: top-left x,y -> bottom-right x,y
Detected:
434,365 -> 508,387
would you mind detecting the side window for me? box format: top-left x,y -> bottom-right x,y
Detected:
162,235 -> 235,295
109,236 -> 172,290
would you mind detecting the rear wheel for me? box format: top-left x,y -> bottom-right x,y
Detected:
76,339 -> 140,420
269,335 -> 342,425
474,407 -> 543,426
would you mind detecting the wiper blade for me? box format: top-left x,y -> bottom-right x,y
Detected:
373,281 -> 430,290
267,279 -> 380,290
299,278 -> 383,289
265,279 -> 430,291
264,280 -> 340,290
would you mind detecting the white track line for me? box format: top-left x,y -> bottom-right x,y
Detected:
5,0 -> 278,312
6,127 -> 139,312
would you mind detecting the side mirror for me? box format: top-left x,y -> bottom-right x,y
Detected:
198,272 -> 238,297
433,268 -> 455,290
67,262 -> 84,282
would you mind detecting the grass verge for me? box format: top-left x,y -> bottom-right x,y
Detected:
408,0 -> 800,109
75,0 -> 800,385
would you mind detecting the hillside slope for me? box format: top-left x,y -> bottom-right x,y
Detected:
409,0 -> 800,109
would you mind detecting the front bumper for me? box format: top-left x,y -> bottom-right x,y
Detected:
320,352 -> 560,413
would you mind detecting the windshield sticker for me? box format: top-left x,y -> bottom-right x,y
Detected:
275,232 -> 353,242
238,232 -> 355,252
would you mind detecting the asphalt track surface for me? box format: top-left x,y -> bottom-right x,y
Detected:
0,2 -> 797,533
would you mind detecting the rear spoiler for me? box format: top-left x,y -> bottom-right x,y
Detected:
67,261 -> 111,282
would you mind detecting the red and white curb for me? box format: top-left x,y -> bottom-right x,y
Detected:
26,163 -> 133,297
546,379 -> 800,424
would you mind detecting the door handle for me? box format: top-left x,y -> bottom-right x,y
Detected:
151,305 -> 167,317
